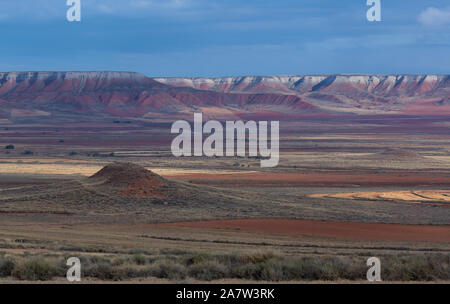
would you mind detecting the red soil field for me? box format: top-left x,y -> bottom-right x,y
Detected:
167,171 -> 450,187
161,219 -> 450,242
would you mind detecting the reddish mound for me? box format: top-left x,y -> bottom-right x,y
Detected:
162,219 -> 450,242
90,162 -> 167,198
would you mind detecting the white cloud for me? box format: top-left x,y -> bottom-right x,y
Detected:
418,7 -> 450,26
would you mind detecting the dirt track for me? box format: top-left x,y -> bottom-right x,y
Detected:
161,219 -> 450,243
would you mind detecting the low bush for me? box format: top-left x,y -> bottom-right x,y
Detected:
131,254 -> 146,265
185,253 -> 211,266
188,261 -> 228,281
84,263 -> 125,281
12,259 -> 55,281
0,258 -> 15,277
4,252 -> 449,282
149,262 -> 187,280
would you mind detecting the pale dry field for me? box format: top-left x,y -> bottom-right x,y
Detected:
0,160 -> 256,177
308,190 -> 450,203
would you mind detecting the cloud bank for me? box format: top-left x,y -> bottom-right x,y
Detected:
418,7 -> 450,26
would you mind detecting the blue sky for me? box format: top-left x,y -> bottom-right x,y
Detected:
0,0 -> 449,77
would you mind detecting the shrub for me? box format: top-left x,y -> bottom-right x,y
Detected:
258,260 -> 287,281
111,257 -> 126,266
216,252 -> 242,265
132,254 -> 146,265
241,252 -> 276,264
316,258 -> 347,281
225,256 -> 362,282
121,267 -> 148,278
229,263 -> 263,280
185,253 -> 211,266
188,261 -> 228,281
0,258 -> 15,277
12,259 -> 55,281
149,262 -> 187,280
85,263 -> 125,281
382,254 -> 449,282
88,256 -> 110,264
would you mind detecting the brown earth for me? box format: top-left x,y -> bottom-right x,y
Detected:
167,171 -> 450,187
0,211 -> 70,216
161,219 -> 450,243
376,149 -> 424,159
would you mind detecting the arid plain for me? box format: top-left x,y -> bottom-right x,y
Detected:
0,72 -> 449,282
0,114 -> 449,283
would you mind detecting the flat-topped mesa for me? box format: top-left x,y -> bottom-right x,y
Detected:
154,74 -> 450,95
90,162 -> 168,198
0,71 -> 158,94
0,71 -> 448,117
0,71 -> 147,82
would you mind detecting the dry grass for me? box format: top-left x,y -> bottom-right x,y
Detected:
308,190 -> 450,204
0,161 -> 254,177
0,250 -> 448,283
